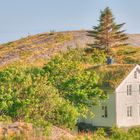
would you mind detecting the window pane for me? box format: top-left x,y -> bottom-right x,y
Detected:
127,107 -> 129,117
127,106 -> 132,117
127,85 -> 132,95
134,71 -> 137,79
102,106 -> 108,118
139,105 -> 140,116
105,106 -> 108,117
130,106 -> 132,117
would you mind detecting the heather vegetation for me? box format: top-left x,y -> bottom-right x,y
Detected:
111,46 -> 140,64
75,127 -> 140,140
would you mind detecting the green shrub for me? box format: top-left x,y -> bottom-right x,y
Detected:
0,66 -> 78,135
43,49 -> 107,117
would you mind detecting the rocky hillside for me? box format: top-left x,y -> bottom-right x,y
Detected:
0,30 -> 140,68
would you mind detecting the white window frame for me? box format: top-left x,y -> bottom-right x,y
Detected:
139,105 -> 140,116
127,85 -> 132,95
127,106 -> 132,117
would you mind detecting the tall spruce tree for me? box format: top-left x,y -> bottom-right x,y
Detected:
88,7 -> 128,53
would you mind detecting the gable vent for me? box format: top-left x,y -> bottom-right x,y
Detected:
136,68 -> 140,74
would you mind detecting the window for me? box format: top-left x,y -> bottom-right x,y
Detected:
134,71 -> 137,79
127,106 -> 132,117
127,85 -> 132,95
102,106 -> 108,118
139,105 -> 140,116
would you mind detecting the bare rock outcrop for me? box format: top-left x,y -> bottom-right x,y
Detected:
0,122 -> 33,139
0,30 -> 140,68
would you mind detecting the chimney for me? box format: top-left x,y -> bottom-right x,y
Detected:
106,56 -> 114,64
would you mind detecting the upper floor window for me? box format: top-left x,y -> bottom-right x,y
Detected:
134,71 -> 137,79
127,85 -> 132,95
127,106 -> 132,117
138,105 -> 140,116
102,106 -> 108,118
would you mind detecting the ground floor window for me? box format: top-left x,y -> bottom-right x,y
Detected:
127,106 -> 132,117
102,106 -> 108,118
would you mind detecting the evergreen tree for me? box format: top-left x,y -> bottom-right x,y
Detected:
88,7 -> 128,53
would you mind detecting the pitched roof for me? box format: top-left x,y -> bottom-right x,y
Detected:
89,64 -> 136,91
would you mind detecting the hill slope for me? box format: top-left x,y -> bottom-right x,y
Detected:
0,30 -> 140,68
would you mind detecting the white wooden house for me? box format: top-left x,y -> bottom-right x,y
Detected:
80,64 -> 140,128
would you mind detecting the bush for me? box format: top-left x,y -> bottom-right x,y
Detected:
111,127 -> 129,140
0,66 -> 79,135
43,49 -> 107,117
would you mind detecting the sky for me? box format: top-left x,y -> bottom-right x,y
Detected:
0,0 -> 140,43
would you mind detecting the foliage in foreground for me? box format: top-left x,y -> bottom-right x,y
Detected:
0,49 -> 107,136
0,67 -> 78,134
76,127 -> 140,140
